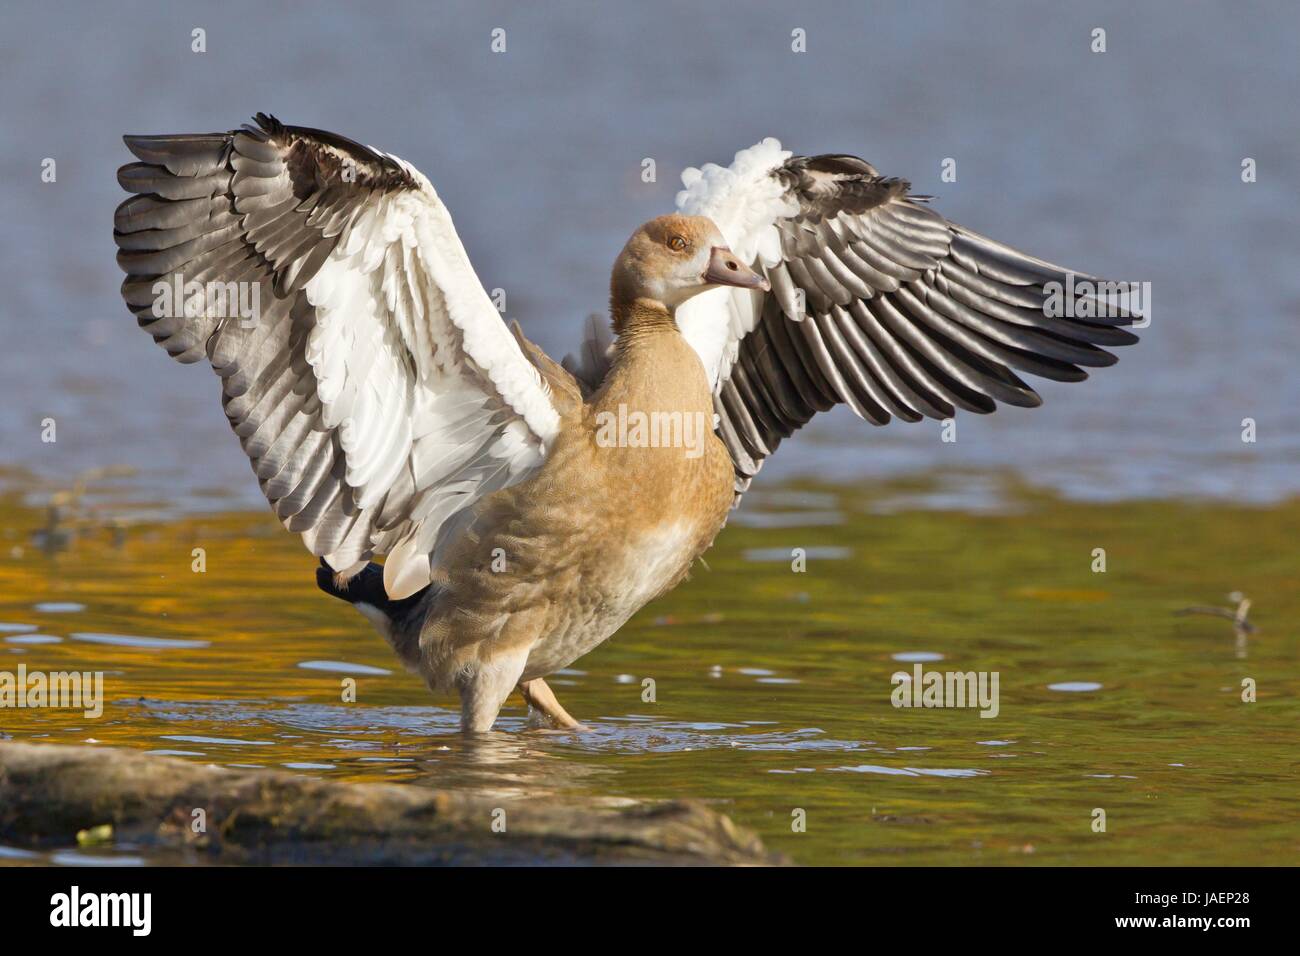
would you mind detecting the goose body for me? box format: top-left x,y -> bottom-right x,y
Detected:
419,326 -> 736,727
114,115 -> 1139,731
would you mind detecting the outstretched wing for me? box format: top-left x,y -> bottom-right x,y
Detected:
114,114 -> 562,597
671,139 -> 1141,500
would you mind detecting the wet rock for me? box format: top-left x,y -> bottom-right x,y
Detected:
0,741 -> 783,865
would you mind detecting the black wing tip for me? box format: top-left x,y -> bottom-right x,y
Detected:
131,111 -> 322,146
253,112 -> 283,134
128,113 -> 413,188
797,153 -> 880,177
785,153 -> 906,189
248,114 -> 412,185
1092,349 -> 1119,367
122,133 -> 177,147
1006,387 -> 1045,408
1084,322 -> 1140,346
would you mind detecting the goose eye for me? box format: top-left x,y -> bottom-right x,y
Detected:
668,236 -> 688,252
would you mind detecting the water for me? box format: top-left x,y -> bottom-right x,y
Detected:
0,1 -> 1297,865
0,0 -> 1298,507
1,483 -> 1296,865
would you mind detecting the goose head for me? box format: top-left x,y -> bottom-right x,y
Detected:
610,214 -> 769,322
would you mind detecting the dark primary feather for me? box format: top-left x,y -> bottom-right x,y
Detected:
715,153 -> 1141,498
113,114 -> 433,570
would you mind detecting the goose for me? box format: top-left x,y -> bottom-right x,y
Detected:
114,114 -> 1139,732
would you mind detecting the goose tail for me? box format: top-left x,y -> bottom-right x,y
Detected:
315,559 -> 432,670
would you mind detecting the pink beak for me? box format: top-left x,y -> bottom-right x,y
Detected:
704,246 -> 770,291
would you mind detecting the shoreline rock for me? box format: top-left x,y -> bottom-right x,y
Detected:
0,741 -> 784,866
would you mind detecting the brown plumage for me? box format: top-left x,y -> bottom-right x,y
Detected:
409,214 -> 766,730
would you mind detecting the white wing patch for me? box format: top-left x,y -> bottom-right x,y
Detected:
299,182 -> 560,599
562,138 -> 796,395
675,138 -> 796,390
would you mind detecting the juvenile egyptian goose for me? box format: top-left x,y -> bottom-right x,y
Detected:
114,115 -> 1139,731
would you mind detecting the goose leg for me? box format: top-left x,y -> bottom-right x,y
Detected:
518,678 -> 586,730
457,649 -> 529,733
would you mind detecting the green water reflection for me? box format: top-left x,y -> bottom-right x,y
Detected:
1,476 -> 1296,865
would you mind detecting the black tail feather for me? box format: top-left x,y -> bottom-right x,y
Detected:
315,560 -> 429,619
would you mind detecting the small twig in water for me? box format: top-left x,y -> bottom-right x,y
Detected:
1174,592 -> 1255,634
